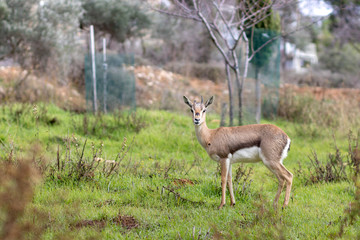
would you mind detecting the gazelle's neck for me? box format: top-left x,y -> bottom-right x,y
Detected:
195,121 -> 211,149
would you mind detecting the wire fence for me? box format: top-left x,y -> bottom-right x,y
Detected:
85,54 -> 136,112
240,29 -> 281,124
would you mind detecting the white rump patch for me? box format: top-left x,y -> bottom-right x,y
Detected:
280,138 -> 291,164
229,146 -> 261,163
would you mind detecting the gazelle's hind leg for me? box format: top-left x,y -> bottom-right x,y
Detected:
281,164 -> 293,207
261,158 -> 293,209
274,176 -> 285,209
227,164 -> 236,207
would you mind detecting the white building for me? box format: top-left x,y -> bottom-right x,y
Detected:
283,42 -> 318,73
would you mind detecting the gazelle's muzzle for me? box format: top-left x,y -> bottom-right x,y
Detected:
194,118 -> 200,125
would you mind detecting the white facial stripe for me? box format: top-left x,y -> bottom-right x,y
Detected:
192,104 -> 206,125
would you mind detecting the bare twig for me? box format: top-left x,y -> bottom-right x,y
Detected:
162,186 -> 204,206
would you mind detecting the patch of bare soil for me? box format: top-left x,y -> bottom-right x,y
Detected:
129,65 -> 228,113
72,214 -> 139,230
0,66 -> 85,112
112,215 -> 139,230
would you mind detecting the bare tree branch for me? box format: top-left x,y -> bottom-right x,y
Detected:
151,6 -> 202,22
212,1 -> 237,42
196,10 -> 233,66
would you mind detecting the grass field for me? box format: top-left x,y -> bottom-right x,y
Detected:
0,103 -> 359,239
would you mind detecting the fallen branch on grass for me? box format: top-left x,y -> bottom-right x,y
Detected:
161,186 -> 204,206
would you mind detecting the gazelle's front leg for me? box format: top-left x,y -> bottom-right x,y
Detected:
219,158 -> 230,209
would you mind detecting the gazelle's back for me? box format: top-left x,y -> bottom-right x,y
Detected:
210,124 -> 289,158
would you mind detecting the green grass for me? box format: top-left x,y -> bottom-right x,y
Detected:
0,103 -> 359,239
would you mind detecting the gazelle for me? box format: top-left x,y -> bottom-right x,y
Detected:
183,96 -> 293,209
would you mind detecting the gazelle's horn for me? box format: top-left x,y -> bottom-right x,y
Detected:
201,96 -> 204,104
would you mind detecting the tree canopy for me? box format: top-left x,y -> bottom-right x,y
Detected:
0,0 -> 150,78
81,0 -> 151,43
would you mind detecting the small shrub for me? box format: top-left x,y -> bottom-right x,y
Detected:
307,149 -> 348,184
348,131 -> 360,177
125,112 -> 148,133
233,164 -> 253,198
48,136 -> 134,182
298,131 -> 360,185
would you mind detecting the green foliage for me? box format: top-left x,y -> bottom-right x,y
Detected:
325,0 -> 360,33
318,42 -> 360,75
0,0 -> 82,76
0,0 -> 149,85
248,28 -> 279,73
0,0 -> 39,61
0,0 -> 8,21
81,0 -> 150,43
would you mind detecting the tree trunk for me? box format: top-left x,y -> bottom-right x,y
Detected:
231,48 -> 243,126
234,66 -> 243,126
255,69 -> 261,124
220,102 -> 227,127
225,62 -> 234,126
237,34 -> 250,126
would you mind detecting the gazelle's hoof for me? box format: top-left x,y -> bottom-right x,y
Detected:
230,202 -> 236,207
218,203 -> 225,210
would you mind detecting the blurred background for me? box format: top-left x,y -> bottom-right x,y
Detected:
0,0 -> 359,124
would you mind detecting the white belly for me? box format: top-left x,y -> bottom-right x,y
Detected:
210,146 -> 262,163
229,146 -> 261,163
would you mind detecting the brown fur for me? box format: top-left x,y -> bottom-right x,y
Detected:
201,124 -> 288,159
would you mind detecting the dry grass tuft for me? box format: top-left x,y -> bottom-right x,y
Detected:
0,157 -> 45,240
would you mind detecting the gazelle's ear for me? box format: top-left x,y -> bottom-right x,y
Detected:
205,96 -> 214,107
183,96 -> 193,108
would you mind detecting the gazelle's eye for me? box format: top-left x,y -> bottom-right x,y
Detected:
202,109 -> 206,113
190,109 -> 194,113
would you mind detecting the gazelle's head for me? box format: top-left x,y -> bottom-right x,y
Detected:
183,96 -> 214,126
